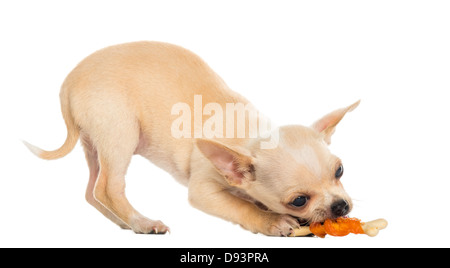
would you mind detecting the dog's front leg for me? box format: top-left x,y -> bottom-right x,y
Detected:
188,178 -> 300,236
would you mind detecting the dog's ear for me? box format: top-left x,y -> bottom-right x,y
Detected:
311,100 -> 360,144
196,139 -> 255,187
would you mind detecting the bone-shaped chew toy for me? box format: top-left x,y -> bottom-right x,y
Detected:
290,218 -> 388,238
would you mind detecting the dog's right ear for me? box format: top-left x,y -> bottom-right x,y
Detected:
196,139 -> 255,187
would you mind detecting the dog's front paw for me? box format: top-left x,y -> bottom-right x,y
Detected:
265,214 -> 300,237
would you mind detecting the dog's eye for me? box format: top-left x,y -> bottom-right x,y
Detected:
290,196 -> 308,207
335,164 -> 344,179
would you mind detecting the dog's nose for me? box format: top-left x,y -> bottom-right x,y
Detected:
331,199 -> 350,218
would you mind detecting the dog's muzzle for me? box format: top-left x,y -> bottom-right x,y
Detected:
331,199 -> 350,218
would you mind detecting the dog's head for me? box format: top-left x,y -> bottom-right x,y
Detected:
196,101 -> 359,224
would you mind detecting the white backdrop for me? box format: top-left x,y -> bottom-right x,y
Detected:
1,0 -> 449,248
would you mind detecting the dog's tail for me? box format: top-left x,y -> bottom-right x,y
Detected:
23,89 -> 80,160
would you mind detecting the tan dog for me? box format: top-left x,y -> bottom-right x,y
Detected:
24,41 -> 359,236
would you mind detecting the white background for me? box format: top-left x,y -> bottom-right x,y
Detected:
1,0 -> 449,248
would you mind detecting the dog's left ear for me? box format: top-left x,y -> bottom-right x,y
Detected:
311,100 -> 360,144
196,139 -> 255,187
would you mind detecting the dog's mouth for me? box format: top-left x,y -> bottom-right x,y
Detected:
295,208 -> 341,227
296,215 -> 351,228
297,218 -> 311,226
296,209 -> 329,226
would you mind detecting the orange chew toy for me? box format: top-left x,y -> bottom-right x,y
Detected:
291,217 -> 387,238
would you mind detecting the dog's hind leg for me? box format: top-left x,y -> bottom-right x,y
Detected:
90,122 -> 169,234
81,133 -> 130,229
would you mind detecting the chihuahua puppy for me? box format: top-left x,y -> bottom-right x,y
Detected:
25,41 -> 359,236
